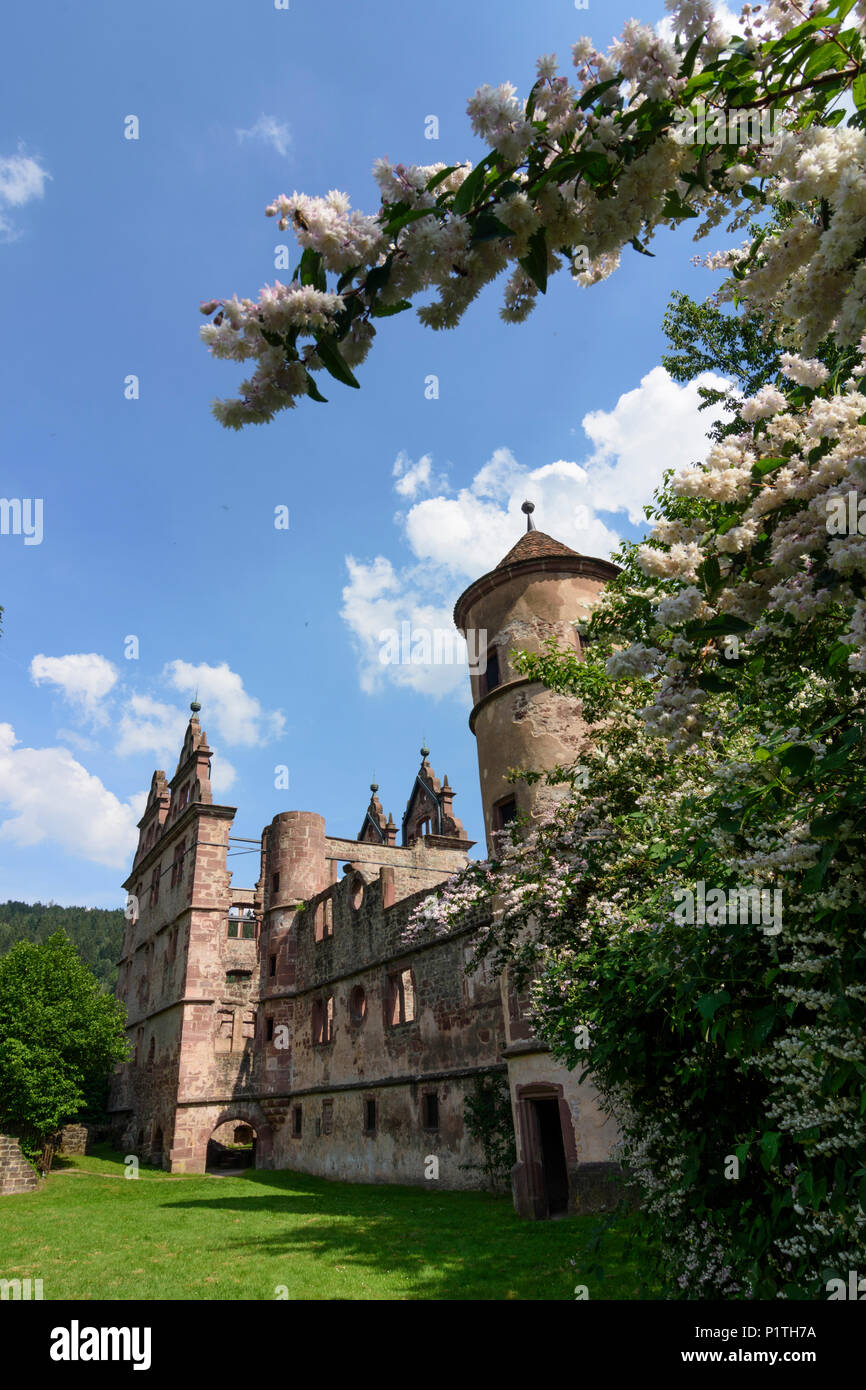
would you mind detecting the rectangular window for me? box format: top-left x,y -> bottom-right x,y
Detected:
423,1093 -> 439,1131
241,1012 -> 256,1040
481,645 -> 500,697
171,841 -> 185,888
292,1105 -> 302,1137
227,918 -> 239,938
494,797 -> 517,833
387,969 -> 417,1026
313,995 -> 334,1045
265,1016 -> 274,1042
363,1098 -> 377,1134
272,872 -> 280,894
269,954 -> 277,977
241,918 -> 256,940
322,1099 -> 333,1136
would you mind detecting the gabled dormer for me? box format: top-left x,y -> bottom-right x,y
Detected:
401,747 -> 471,849
357,783 -> 397,846
134,770 -> 170,866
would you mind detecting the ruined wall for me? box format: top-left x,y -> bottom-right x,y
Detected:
253,871 -> 506,1188
0,1135 -> 38,1194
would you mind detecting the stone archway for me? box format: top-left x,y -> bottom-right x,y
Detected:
170,1100 -> 275,1174
208,1101 -> 274,1171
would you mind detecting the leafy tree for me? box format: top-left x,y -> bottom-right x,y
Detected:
0,932 -> 129,1165
0,900 -> 125,992
463,1074 -> 517,1192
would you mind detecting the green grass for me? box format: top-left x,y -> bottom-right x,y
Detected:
0,1144 -> 656,1300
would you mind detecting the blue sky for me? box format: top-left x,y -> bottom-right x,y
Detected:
0,0 -> 732,908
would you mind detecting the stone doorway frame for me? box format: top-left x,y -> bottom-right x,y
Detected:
512,1081 -> 577,1220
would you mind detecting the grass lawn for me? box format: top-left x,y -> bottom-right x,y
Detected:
0,1144 -> 656,1300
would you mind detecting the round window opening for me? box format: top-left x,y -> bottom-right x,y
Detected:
349,985 -> 366,1023
351,876 -> 364,912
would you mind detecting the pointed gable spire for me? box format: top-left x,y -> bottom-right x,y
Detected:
358,782 -> 397,845
402,747 -> 471,848
171,700 -> 214,809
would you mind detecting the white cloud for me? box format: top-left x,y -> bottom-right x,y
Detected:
580,365 -> 731,524
236,115 -> 291,158
115,694 -> 236,793
341,367 -> 727,696
115,694 -> 188,767
340,556 -> 470,700
164,661 -> 285,747
0,152 -> 50,241
0,723 -> 140,869
30,652 -> 119,724
210,757 -> 237,796
392,451 -> 448,500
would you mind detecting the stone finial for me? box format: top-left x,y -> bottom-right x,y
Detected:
521,499 -> 536,532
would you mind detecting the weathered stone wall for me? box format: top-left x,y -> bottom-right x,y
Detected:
58,1124 -> 89,1155
0,1135 -> 38,1194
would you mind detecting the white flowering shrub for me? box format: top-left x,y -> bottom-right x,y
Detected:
402,291 -> 866,1296
203,0 -> 866,428
205,0 -> 866,1297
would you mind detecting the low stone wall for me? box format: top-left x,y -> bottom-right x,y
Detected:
0,1135 -> 38,1195
59,1124 -> 89,1156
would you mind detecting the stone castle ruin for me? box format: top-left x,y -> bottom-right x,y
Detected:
108,512 -> 621,1218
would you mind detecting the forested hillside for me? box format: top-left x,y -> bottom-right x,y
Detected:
0,902 -> 124,992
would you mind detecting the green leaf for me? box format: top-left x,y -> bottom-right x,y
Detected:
452,155 -> 494,216
303,371 -> 329,403
470,213 -> 513,243
370,299 -> 412,318
336,265 -> 361,294
519,227 -> 549,294
297,247 -> 326,292
578,76 -> 622,109
313,334 -> 361,389
752,456 -> 787,477
827,641 -> 855,669
383,206 -> 442,236
425,165 -> 458,192
778,743 -> 815,776
686,615 -> 752,638
853,73 -> 866,113
697,991 -> 730,1021
364,254 -> 394,298
679,31 -> 706,80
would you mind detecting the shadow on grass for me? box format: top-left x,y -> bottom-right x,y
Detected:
162,1169 -> 647,1301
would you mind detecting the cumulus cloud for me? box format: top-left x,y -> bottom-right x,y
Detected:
0,723 -> 140,869
236,115 -> 291,158
115,694 -> 188,767
340,556 -> 471,700
0,151 -> 50,241
114,693 -> 237,795
164,660 -> 285,747
341,367 -> 727,696
580,365 -> 732,524
392,451 -> 448,500
30,652 -> 119,725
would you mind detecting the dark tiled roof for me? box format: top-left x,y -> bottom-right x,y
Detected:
495,530 -> 580,569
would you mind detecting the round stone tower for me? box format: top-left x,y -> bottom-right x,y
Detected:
453,503 -> 619,854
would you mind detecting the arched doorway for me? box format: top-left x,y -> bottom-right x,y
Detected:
204,1102 -> 274,1173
